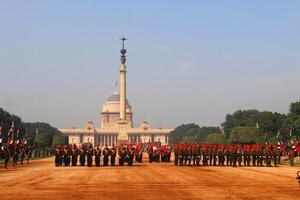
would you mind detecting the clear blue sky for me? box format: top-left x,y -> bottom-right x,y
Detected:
0,1 -> 299,129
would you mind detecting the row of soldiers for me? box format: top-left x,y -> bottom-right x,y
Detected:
147,143 -> 171,163
174,142 -> 295,167
54,143 -> 144,167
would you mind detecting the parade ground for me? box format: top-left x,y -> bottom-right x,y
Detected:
0,155 -> 299,200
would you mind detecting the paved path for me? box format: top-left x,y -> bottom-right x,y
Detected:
0,156 -> 299,200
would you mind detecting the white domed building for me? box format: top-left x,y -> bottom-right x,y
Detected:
59,91 -> 173,146
59,40 -> 173,146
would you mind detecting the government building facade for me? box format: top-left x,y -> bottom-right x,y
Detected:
59,38 -> 173,146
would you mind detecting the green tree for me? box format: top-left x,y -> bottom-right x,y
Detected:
222,109 -> 286,138
282,101 -> 300,140
229,126 -> 262,144
206,133 -> 227,144
53,133 -> 68,145
35,132 -> 52,147
169,124 -> 220,144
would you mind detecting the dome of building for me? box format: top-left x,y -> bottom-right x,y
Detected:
102,92 -> 132,113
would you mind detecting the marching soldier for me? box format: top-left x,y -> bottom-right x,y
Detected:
110,144 -> 116,166
95,144 -> 101,167
103,144 -> 110,166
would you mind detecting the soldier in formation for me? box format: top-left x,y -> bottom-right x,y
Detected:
147,143 -> 171,163
54,143 -> 142,167
173,141 -> 298,167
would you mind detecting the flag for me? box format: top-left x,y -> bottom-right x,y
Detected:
276,130 -> 280,138
25,128 -> 30,137
35,127 -> 39,143
17,129 -> 20,139
114,80 -> 118,86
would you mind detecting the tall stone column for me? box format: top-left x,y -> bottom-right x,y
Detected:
120,63 -> 126,121
118,36 -> 129,145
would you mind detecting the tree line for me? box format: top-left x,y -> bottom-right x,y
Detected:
0,108 -> 67,147
169,101 -> 300,144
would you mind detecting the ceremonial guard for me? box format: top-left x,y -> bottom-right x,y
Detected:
237,144 -> 242,167
128,145 -> 135,166
257,144 -> 263,167
71,144 -> 78,166
118,144 -> 126,166
136,143 -> 143,163
19,141 -> 26,165
212,144 -> 217,166
202,144 -> 208,166
265,143 -> 271,167
110,144 -> 116,166
87,143 -> 93,167
251,144 -> 257,167
54,144 -> 62,167
95,144 -> 101,167
103,144 -> 110,166
174,144 -> 179,166
63,144 -> 69,166
79,144 -> 86,166
272,144 -> 278,167
147,144 -> 153,163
